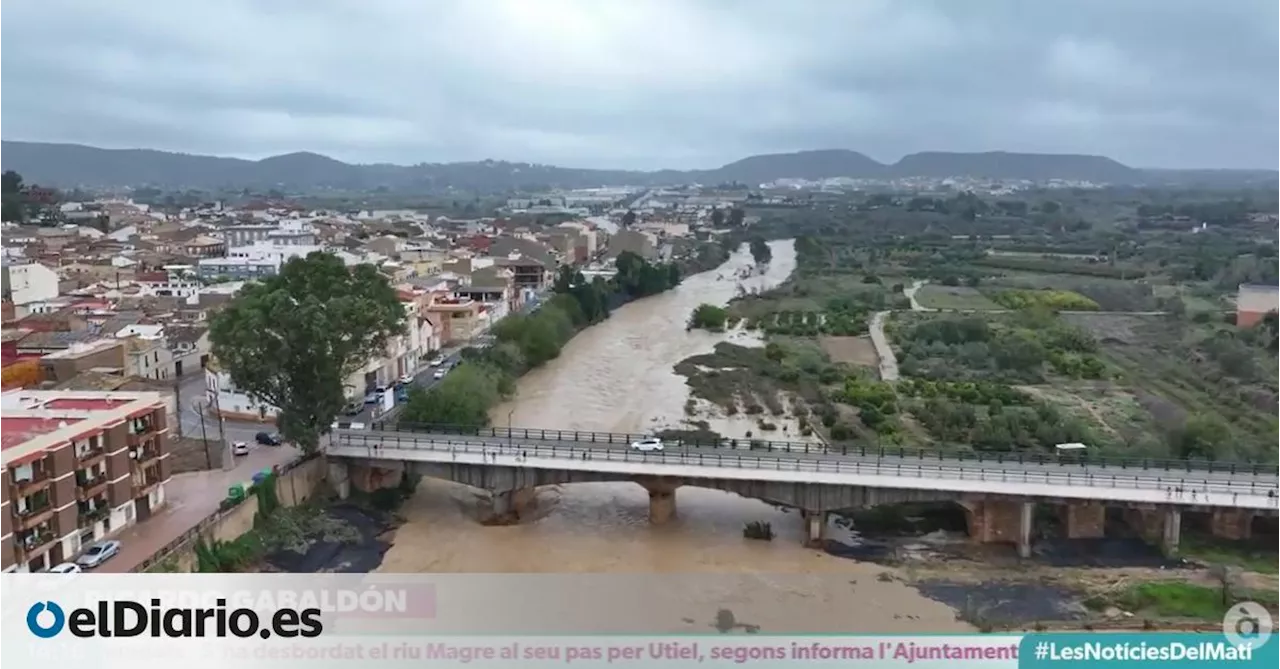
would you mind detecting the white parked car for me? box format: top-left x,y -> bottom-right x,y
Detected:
630,438 -> 664,452
49,563 -> 81,574
429,356 -> 445,367
432,368 -> 447,380
398,374 -> 414,385
76,540 -> 120,568
232,441 -> 250,456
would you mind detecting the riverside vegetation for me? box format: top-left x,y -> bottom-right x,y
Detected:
400,251 -> 690,427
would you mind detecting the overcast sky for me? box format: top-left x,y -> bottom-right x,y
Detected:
2,0 -> 1276,170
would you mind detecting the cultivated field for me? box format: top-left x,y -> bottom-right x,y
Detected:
914,285 -> 1002,311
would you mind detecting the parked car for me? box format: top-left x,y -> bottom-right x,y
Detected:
629,437 -> 664,452
432,368 -> 447,380
429,356 -> 445,367
398,374 -> 414,385
75,540 -> 120,568
48,563 -> 81,574
363,392 -> 379,404
232,441 -> 250,456
255,432 -> 282,446
344,402 -> 363,416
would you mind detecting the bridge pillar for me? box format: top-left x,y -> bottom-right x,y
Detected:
480,488 -> 537,525
328,459 -> 351,500
1211,509 -> 1253,540
802,510 -> 828,548
962,499 -> 1033,558
1062,502 -> 1106,539
637,477 -> 681,525
1163,509 -> 1182,556
1124,507 -> 1182,557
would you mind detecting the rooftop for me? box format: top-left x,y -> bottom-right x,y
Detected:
3,417 -> 86,451
1,389 -> 166,463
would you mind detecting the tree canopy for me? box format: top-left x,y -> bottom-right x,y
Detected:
208,252 -> 405,452
749,237 -> 773,265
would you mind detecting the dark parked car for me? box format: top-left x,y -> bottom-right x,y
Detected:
255,432 -> 282,446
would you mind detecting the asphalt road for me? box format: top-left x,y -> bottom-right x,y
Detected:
345,349 -> 466,424
337,429 -> 1279,488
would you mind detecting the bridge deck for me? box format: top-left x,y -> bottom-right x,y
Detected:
330,431 -> 1279,511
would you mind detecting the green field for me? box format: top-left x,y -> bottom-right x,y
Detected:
914,285 -> 1002,310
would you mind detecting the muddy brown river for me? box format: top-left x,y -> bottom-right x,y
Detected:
378,240 -> 971,632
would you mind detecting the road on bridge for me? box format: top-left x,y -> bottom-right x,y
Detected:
338,428 -> 1278,489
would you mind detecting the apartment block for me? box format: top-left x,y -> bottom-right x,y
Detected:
1,389 -> 171,572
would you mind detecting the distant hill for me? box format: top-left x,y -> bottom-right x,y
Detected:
1,140 -> 1268,191
890,151 -> 1136,182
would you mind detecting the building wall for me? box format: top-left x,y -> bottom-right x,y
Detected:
42,342 -> 127,383
1236,284 -> 1279,327
3,262 -> 59,307
205,368 -> 278,422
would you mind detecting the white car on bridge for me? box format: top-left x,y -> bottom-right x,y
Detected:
629,437 -> 664,452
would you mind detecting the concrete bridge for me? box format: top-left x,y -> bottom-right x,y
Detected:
327,427 -> 1279,558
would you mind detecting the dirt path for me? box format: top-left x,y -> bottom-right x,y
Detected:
903,279 -> 930,312
869,311 -> 899,381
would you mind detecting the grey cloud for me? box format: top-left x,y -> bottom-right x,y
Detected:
2,0 -> 1275,169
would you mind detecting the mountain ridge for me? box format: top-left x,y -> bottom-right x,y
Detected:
1,140 -> 1272,191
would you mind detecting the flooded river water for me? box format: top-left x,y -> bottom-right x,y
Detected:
378,240 -> 972,632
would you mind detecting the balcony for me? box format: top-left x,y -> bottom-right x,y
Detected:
15,529 -> 57,562
78,446 -> 106,468
76,473 -> 109,502
78,505 -> 110,528
130,446 -> 160,470
13,500 -> 55,532
133,474 -> 162,499
9,472 -> 52,499
126,417 -> 159,446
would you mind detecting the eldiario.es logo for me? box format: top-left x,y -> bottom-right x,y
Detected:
27,599 -> 323,639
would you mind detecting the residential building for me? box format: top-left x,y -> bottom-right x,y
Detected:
489,238 -> 557,290
1,389 -> 171,572
134,266 -> 200,298
426,296 -> 483,344
40,339 -> 127,384
183,236 -> 227,258
122,336 -> 173,381
197,243 -> 358,280
605,229 -> 658,261
219,224 -> 276,247
1,259 -> 59,319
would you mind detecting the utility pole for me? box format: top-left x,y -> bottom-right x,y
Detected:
211,388 -> 231,471
173,376 -> 184,439
194,400 -> 212,470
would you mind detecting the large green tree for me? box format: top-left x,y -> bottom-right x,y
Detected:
209,252 -> 405,452
749,237 -> 772,265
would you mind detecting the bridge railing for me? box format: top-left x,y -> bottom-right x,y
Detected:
329,433 -> 1280,501
374,422 -> 1279,476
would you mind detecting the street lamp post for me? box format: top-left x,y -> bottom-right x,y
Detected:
507,409 -> 515,451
